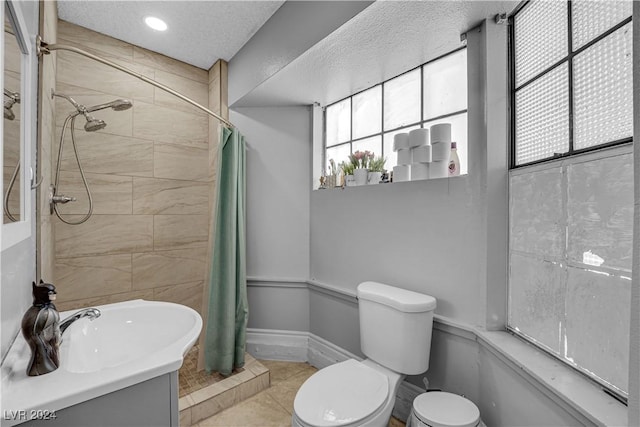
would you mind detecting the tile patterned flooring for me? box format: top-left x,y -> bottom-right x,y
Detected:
193,359 -> 406,427
179,346 -> 227,397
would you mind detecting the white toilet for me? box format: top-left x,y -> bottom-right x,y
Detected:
292,281 -> 437,427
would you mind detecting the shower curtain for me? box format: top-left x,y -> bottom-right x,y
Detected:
203,126 -> 248,376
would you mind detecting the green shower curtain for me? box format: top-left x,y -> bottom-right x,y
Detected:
203,126 -> 248,376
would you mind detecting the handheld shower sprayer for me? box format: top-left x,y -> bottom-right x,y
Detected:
50,91 -> 133,225
4,89 -> 20,121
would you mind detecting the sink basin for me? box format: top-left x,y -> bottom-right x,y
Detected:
1,299 -> 202,426
62,300 -> 201,373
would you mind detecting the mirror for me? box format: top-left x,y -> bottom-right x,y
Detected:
3,9 -> 22,223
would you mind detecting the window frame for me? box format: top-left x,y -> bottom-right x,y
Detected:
508,0 -> 633,169
323,46 -> 468,171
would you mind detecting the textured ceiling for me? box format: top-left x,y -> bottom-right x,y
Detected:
57,0 -> 285,70
233,0 -> 519,107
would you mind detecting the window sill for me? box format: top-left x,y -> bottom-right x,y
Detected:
435,315 -> 628,426
313,173 -> 467,191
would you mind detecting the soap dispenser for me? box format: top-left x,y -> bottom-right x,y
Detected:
21,280 -> 61,376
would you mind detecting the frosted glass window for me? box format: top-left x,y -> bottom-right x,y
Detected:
514,1 -> 568,87
383,69 -> 421,131
326,98 -> 350,147
352,86 -> 382,139
352,135 -> 382,159
382,126 -> 420,172
573,23 -> 633,150
515,63 -> 569,165
325,144 -> 350,172
424,113 -> 468,175
423,49 -> 467,119
572,0 -> 632,50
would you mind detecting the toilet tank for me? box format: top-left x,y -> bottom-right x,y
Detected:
357,282 -> 437,375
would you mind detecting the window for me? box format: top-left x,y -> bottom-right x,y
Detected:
324,48 -> 467,177
511,0 -> 633,166
508,1 -> 633,400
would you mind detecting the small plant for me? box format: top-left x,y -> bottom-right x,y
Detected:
349,150 -> 374,169
368,155 -> 386,173
327,159 -> 338,176
341,161 -> 355,176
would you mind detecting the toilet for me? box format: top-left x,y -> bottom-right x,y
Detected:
292,281 -> 437,427
408,392 -> 485,427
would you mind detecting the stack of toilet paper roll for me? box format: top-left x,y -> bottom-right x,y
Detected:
392,129 -> 432,182
392,133 -> 411,182
430,123 -> 451,179
409,129 -> 431,181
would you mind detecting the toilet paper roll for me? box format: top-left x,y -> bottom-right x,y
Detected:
429,161 -> 449,179
409,129 -> 429,147
411,163 -> 430,181
393,133 -> 410,151
430,123 -> 451,143
397,148 -> 412,165
412,145 -> 432,163
393,165 -> 411,182
432,142 -> 450,162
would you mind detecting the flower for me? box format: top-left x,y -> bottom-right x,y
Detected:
349,150 -> 374,169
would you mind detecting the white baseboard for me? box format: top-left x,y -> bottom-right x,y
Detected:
246,328 -> 308,362
245,328 -> 423,422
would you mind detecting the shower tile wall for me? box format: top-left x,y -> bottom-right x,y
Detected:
52,21 -> 217,314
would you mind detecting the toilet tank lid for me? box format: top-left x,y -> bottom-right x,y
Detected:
357,282 -> 436,312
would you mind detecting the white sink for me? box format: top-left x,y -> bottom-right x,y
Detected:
1,299 -> 202,426
63,300 -> 201,373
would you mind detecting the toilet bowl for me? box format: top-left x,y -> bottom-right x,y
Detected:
291,282 -> 437,427
408,392 -> 485,427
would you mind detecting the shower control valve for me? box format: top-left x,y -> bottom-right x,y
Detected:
52,194 -> 76,204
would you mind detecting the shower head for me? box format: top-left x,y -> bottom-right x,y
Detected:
86,99 -> 133,113
84,116 -> 107,132
4,89 -> 20,121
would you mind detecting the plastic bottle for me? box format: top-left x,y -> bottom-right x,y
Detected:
448,142 -> 460,176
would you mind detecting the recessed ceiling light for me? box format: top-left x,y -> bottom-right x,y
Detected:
145,16 -> 167,32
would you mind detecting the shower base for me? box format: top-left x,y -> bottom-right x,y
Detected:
178,346 -> 270,426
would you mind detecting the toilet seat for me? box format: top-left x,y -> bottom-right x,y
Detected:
293,359 -> 389,427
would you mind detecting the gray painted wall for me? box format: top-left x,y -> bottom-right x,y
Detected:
309,22 -> 507,328
1,0 -> 39,360
228,1 -> 373,107
230,107 -> 312,331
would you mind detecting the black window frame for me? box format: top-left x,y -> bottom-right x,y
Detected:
509,0 -> 633,169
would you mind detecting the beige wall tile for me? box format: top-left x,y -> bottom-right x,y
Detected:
133,101 -> 208,148
153,214 -> 208,251
132,248 -> 206,289
220,61 -> 228,120
133,177 -> 208,215
55,289 -> 154,312
152,280 -> 203,314
56,130 -> 153,177
154,69 -> 208,115
58,20 -> 134,61
57,50 -> 154,103
54,82 -> 134,136
208,62 -> 221,115
54,254 -> 132,301
55,215 -> 153,257
133,46 -> 208,84
56,172 -> 133,215
154,142 -> 209,182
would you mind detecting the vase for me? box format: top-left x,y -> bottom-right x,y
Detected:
345,175 -> 356,187
368,171 -> 382,185
354,168 -> 369,186
326,174 -> 337,188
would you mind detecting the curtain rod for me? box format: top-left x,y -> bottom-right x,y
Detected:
36,36 -> 234,129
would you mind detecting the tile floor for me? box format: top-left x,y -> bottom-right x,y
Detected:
194,359 -> 406,427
